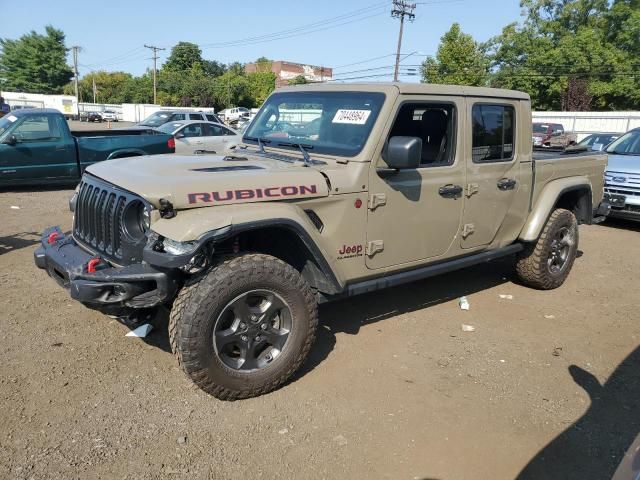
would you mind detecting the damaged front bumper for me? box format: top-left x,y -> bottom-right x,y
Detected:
34,227 -> 180,312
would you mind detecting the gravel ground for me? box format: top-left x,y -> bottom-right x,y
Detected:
1,186 -> 639,480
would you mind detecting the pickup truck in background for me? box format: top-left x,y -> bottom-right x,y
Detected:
0,109 -> 175,187
532,122 -> 577,149
35,83 -> 609,400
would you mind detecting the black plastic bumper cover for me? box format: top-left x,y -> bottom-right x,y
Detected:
34,227 -> 179,309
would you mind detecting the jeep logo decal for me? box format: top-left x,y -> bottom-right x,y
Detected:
188,185 -> 318,204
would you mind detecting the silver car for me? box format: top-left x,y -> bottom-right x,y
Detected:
156,120 -> 241,155
603,128 -> 640,220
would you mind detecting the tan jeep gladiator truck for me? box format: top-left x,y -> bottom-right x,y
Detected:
34,83 -> 610,400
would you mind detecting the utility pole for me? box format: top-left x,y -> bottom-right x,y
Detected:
391,0 -> 416,82
144,44 -> 166,104
71,46 -> 81,103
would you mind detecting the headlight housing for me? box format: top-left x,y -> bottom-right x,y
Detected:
122,201 -> 152,242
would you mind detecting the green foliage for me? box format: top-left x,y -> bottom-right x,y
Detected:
288,75 -> 309,86
421,23 -> 490,87
488,0 -> 640,110
63,70 -> 134,103
163,42 -> 204,72
0,26 -> 73,93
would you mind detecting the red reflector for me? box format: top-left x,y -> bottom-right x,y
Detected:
87,258 -> 101,273
354,198 -> 363,209
167,137 -> 176,150
47,232 -> 60,244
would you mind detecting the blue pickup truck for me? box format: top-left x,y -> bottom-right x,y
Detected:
0,109 -> 175,187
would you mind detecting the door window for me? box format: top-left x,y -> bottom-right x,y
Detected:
472,104 -> 515,163
204,124 -> 224,136
13,115 -> 63,142
388,103 -> 456,166
223,127 -> 236,136
205,114 -> 218,122
181,124 -> 203,138
189,113 -> 203,120
172,113 -> 186,121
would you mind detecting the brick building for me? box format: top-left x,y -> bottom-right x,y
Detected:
245,60 -> 333,87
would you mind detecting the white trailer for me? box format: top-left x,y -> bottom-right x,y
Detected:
1,91 -> 78,119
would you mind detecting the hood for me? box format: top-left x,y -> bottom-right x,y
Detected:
605,154 -> 640,175
532,132 -> 549,139
86,153 -> 330,209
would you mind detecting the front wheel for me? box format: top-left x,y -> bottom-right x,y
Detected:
516,208 -> 579,289
169,253 -> 318,400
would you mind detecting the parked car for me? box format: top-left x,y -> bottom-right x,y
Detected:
577,133 -> 619,151
532,122 -> 577,148
137,110 -> 223,128
218,107 -> 250,123
102,110 -> 119,122
86,112 -> 103,123
0,109 -> 175,186
603,128 -> 640,220
156,120 -> 241,155
35,83 -> 608,400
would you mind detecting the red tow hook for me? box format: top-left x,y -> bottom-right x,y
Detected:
47,232 -> 60,244
87,257 -> 103,274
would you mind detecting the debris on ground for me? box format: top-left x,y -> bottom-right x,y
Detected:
552,347 -> 563,357
10,206 -> 20,210
278,428 -> 288,435
177,435 -> 187,445
499,294 -> 513,300
461,324 -> 476,332
333,435 -> 348,446
459,296 -> 470,310
544,314 -> 556,319
125,324 -> 153,337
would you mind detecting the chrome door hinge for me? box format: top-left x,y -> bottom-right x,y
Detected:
462,223 -> 475,238
465,183 -> 479,197
366,240 -> 384,257
368,193 -> 387,211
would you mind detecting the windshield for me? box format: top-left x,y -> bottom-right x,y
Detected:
532,124 -> 549,134
140,112 -> 173,127
244,91 -> 385,157
0,114 -> 17,137
156,122 -> 184,134
606,130 -> 640,155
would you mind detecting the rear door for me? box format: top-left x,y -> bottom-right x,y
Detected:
460,101 -> 521,249
0,113 -> 76,183
200,123 -> 230,153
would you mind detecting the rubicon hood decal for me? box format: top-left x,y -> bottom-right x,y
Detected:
86,153 -> 329,209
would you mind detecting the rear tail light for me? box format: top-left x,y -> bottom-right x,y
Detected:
167,137 -> 175,150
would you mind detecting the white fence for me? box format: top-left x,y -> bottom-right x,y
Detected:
532,111 -> 640,141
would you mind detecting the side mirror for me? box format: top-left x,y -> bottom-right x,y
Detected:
384,136 -> 422,169
3,135 -> 18,146
175,132 -> 185,139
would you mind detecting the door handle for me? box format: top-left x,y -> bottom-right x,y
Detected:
438,184 -> 463,198
497,178 -> 517,190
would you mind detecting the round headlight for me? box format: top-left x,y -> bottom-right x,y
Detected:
122,201 -> 150,242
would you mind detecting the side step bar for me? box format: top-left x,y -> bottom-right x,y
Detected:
321,243 -> 523,302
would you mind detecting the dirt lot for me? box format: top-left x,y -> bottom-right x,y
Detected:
1,185 -> 639,480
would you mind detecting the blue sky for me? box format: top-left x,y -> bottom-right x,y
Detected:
1,0 -> 523,81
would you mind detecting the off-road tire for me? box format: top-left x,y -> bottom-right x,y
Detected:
169,253 -> 318,400
516,208 -> 579,290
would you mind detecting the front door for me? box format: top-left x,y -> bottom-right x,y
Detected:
461,101 -> 521,248
366,97 -> 466,270
175,123 -> 205,154
0,113 -> 76,184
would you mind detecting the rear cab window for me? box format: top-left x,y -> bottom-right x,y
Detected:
472,104 -> 515,163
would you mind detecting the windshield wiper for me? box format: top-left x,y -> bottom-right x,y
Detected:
277,142 -> 314,167
244,136 -> 271,153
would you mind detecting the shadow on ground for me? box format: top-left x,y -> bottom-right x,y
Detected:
517,346 -> 640,480
600,217 -> 640,233
0,232 -> 40,255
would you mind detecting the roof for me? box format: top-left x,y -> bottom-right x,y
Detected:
9,108 -> 62,116
277,82 -> 530,100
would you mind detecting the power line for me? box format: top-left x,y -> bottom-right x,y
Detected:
391,0 -> 417,82
144,44 -> 166,104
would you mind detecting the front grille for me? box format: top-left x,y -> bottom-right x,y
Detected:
74,175 -> 145,264
605,171 -> 640,197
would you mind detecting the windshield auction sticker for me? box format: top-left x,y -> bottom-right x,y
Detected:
332,109 -> 371,125
7,115 -> 17,122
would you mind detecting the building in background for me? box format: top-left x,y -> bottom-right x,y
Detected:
245,60 -> 333,87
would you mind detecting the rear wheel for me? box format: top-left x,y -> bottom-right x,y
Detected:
169,253 -> 318,400
516,208 -> 579,289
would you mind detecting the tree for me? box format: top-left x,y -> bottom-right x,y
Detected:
421,24 -> 489,86
163,42 -> 204,72
288,75 -> 309,86
226,62 -> 246,76
64,71 -> 134,103
254,57 -> 273,73
0,26 -> 73,93
247,71 -> 277,106
202,59 -> 226,77
489,0 -> 640,110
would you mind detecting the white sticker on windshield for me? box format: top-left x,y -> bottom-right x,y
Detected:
6,115 -> 17,122
332,109 -> 371,125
